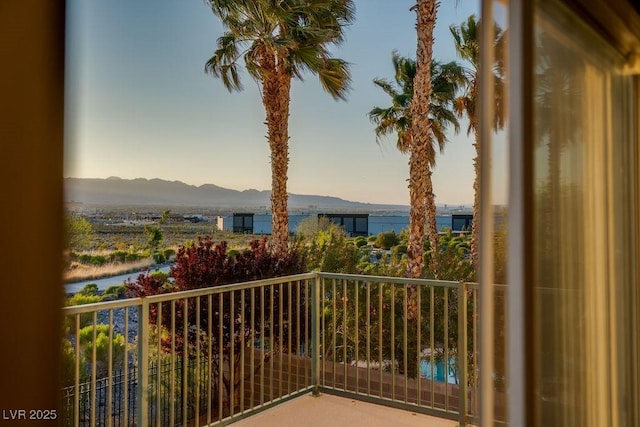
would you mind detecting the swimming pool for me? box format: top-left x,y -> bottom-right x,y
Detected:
420,358 -> 459,384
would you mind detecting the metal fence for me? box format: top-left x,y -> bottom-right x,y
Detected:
61,272 -> 500,426
61,359 -> 215,427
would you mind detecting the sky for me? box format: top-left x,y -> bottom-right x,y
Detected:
64,0 -> 500,207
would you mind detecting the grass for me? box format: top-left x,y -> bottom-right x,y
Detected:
65,221 -> 262,283
64,259 -> 155,283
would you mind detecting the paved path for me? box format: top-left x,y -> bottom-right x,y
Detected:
64,265 -> 171,294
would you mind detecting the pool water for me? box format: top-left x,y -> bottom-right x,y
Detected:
420,359 -> 459,384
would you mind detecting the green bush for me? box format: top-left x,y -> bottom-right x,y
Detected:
102,284 -> 125,300
67,293 -> 101,306
303,224 -> 359,273
77,325 -> 126,377
125,252 -> 140,262
353,236 -> 368,247
110,250 -> 129,263
90,255 -> 107,266
163,248 -> 176,260
391,244 -> 407,259
153,252 -> 166,264
79,283 -> 98,296
148,271 -> 170,281
374,231 -> 400,250
66,292 -> 102,328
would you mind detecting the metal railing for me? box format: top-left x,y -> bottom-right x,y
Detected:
61,272 -> 500,426
314,274 -> 479,425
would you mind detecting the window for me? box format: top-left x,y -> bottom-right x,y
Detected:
529,0 -> 640,424
232,213 -> 254,233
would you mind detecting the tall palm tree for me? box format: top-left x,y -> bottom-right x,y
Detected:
405,0 -> 438,287
205,0 -> 354,255
449,15 -> 506,269
369,53 -> 465,279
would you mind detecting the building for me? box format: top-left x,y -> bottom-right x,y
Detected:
218,212 -> 463,236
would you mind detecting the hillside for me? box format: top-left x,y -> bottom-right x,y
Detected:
64,177 -> 410,213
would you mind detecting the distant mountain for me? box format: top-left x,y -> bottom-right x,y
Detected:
64,177 -> 410,212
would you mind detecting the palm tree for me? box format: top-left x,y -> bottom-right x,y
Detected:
404,0 -> 439,287
449,15 -> 506,269
369,53 -> 465,278
204,0 -> 354,255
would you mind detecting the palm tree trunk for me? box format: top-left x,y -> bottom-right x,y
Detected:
425,169 -> 439,278
262,68 -> 292,256
407,0 -> 438,319
471,123 -> 480,271
407,147 -> 428,280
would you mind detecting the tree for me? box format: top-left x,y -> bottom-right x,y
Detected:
403,0 -> 439,290
160,209 -> 171,225
369,53 -> 464,279
449,15 -> 506,269
205,0 -> 354,255
144,223 -> 164,259
65,215 -> 94,251
126,237 -> 306,414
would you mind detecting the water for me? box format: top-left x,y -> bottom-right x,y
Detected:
420,358 -> 459,384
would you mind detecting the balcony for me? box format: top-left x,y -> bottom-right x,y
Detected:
61,273 -> 505,426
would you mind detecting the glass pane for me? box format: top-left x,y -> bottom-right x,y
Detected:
343,217 -> 354,233
532,1 -> 639,425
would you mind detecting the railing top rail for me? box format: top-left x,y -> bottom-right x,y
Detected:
144,272 -> 317,303
62,297 -> 142,315
317,272 -> 462,288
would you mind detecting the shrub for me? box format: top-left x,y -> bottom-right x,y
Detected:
126,236 -> 305,410
296,215 -> 331,237
125,253 -> 140,262
110,250 -> 129,263
422,231 -> 474,282
66,292 -> 102,328
391,244 -> 407,260
374,231 -> 400,250
77,324 -> 126,377
303,225 -> 359,273
153,252 -> 166,264
226,248 -> 240,258
65,216 -> 94,250
102,284 -> 125,300
353,236 -> 368,247
90,255 -> 107,266
163,248 -> 176,260
79,283 -> 99,296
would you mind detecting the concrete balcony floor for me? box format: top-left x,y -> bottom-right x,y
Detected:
234,393 -> 459,427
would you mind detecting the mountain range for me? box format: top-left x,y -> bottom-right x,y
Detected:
64,177 -> 410,213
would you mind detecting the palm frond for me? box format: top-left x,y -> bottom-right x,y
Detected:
317,58 -> 351,100
205,32 -> 244,92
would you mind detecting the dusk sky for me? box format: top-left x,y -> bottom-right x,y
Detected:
64,0 -> 509,206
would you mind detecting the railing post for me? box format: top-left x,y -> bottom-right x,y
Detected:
458,282 -> 468,426
311,274 -> 321,396
137,299 -> 149,426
